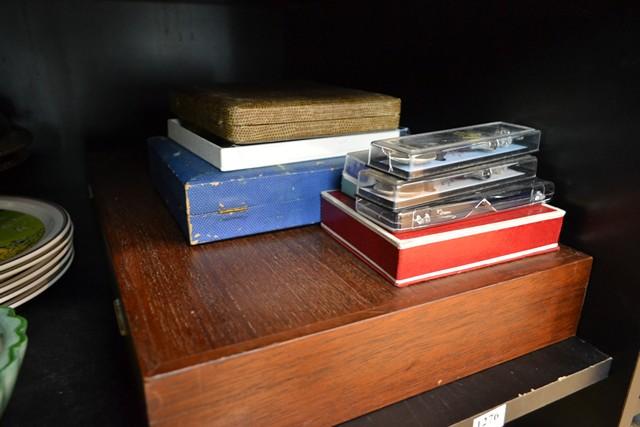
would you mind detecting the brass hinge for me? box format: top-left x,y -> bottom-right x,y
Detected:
113,299 -> 129,336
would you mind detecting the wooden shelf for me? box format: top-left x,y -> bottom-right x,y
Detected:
90,149 -> 600,426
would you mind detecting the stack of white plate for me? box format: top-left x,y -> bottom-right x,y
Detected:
0,196 -> 74,308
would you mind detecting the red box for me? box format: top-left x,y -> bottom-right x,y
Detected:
320,191 -> 565,287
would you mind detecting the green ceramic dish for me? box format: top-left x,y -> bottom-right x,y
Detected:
0,307 -> 27,416
0,210 -> 45,262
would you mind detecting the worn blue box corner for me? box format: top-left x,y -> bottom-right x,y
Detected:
148,137 -> 343,245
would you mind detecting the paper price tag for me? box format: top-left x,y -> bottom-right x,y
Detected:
472,404 -> 506,427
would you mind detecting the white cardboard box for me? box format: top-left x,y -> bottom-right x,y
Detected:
167,118 -> 401,171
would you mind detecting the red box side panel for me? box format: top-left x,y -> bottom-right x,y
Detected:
398,219 -> 563,280
321,198 -> 399,277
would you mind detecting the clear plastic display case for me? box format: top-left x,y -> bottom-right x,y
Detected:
368,122 -> 540,179
343,150 -> 369,181
355,178 -> 555,232
341,126 -> 410,197
341,150 -> 369,197
357,155 -> 537,210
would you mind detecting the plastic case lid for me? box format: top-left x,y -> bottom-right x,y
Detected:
355,178 -> 555,232
342,125 -> 410,180
357,155 -> 537,211
369,122 -> 541,179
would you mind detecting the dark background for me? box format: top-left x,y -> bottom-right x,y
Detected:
0,0 -> 638,425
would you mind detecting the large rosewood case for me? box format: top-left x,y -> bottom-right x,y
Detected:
91,150 -> 592,427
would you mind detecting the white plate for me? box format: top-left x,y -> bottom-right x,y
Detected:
0,221 -> 73,284
0,244 -> 73,304
0,197 -> 69,272
7,248 -> 74,308
0,237 -> 72,299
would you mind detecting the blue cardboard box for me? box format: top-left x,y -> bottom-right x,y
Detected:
148,137 -> 343,244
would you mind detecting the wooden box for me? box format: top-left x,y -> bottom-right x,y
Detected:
91,150 -> 592,427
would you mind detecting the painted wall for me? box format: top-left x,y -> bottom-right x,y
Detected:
0,0 -> 284,153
